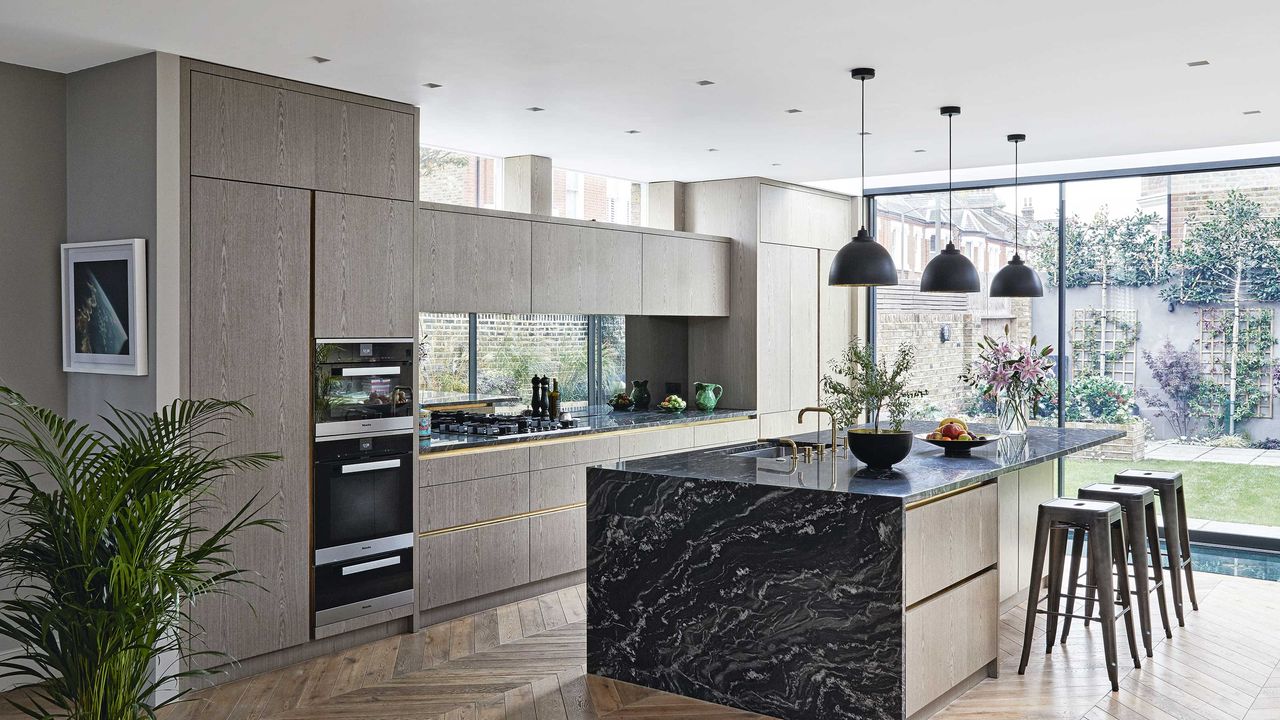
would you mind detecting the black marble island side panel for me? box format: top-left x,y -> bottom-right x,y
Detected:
588,467 -> 905,720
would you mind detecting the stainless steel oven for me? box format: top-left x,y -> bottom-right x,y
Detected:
313,430 -> 414,627
314,338 -> 414,438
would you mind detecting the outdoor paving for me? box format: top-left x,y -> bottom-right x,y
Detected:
1144,441 -> 1280,466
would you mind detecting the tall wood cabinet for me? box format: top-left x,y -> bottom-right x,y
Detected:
314,192 -> 414,337
188,177 -> 313,662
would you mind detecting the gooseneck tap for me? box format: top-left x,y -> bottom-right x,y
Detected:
797,406 -> 837,454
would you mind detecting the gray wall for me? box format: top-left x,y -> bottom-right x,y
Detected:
625,316 -> 691,399
0,62 -> 67,413
65,53 -> 160,424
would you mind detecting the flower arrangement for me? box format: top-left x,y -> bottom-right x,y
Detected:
963,328 -> 1055,433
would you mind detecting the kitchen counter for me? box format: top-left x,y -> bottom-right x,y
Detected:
419,407 -> 758,455
587,423 -> 1123,720
606,421 -> 1121,504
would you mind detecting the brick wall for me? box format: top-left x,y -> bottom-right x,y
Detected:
1140,167 -> 1280,246
875,311 -> 979,413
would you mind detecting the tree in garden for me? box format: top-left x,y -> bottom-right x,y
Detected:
1164,191 -> 1280,433
1138,340 -> 1217,439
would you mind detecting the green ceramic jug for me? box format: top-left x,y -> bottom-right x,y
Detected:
694,382 -> 723,411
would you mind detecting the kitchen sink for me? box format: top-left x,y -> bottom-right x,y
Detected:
729,445 -> 794,459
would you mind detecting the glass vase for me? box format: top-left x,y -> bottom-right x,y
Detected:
997,389 -> 1029,435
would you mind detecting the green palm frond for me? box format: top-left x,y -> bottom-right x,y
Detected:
0,386 -> 281,720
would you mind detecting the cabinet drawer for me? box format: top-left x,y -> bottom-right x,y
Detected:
618,426 -> 695,459
420,474 -> 530,532
529,435 -> 620,471
692,418 -> 758,448
531,507 -> 586,581
419,447 -> 531,486
905,568 -> 998,717
419,520 -> 531,610
531,464 -> 589,511
904,483 -> 998,606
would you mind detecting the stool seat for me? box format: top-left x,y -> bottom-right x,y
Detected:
1079,483 -> 1155,500
1115,468 -> 1198,620
1041,497 -> 1123,525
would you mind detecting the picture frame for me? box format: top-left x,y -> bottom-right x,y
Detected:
61,238 -> 148,376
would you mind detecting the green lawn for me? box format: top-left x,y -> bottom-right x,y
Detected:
1063,458 -> 1280,528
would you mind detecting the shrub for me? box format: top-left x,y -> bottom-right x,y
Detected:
1065,373 -> 1135,424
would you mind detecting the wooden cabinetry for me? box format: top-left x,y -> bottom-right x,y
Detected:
819,249 -> 854,379
531,508 -> 586,581
996,461 -> 1058,604
188,177 -> 312,662
314,97 -> 415,201
904,569 -> 998,717
419,520 -> 531,610
418,445 -> 530,487
904,484 -> 998,606
190,71 -> 414,201
757,182 -> 852,251
190,72 -> 316,188
640,233 -> 730,316
314,192 -> 414,337
757,243 -> 819,414
420,474 -> 530,532
531,223 -> 642,314
416,208 -> 532,314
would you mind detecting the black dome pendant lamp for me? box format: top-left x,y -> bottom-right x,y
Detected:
989,133 -> 1044,297
828,68 -> 897,287
919,106 -> 981,293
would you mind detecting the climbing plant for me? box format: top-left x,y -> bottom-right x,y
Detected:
1198,307 -> 1276,432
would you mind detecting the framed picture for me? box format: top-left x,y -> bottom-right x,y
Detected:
61,238 -> 148,375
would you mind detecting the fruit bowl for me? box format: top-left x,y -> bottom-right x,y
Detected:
915,433 -> 1000,457
607,393 -> 634,411
656,394 -> 687,413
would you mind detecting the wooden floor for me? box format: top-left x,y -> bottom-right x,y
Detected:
1,570 -> 1277,719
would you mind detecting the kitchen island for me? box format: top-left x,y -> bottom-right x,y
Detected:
587,423 -> 1122,720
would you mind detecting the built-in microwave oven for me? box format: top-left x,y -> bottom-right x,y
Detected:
314,338 -> 414,438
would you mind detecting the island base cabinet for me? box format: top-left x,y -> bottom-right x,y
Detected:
419,520 -> 531,611
531,507 -> 587,581
904,569 -> 998,717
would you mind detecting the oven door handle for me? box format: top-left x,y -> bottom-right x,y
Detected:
340,458 -> 402,474
340,555 -> 402,576
337,365 -> 402,377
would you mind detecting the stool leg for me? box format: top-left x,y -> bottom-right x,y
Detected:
1124,504 -> 1154,657
1112,520 -> 1141,669
1091,516 -> 1120,692
1060,529 -> 1085,644
1045,527 -> 1069,654
1083,574 -> 1097,628
1019,508 -> 1052,676
1158,491 -> 1186,627
1145,501 -> 1173,639
1176,486 -> 1198,612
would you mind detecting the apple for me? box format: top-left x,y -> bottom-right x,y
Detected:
940,422 -> 965,440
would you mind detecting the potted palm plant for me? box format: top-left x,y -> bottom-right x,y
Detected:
0,386 -> 280,719
822,340 -> 925,470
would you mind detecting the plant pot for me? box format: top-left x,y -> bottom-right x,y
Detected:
846,429 -> 914,471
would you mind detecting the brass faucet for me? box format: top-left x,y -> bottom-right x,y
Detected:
797,406 -> 837,455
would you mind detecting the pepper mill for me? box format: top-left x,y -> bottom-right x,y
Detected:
531,375 -> 543,417
539,376 -> 552,418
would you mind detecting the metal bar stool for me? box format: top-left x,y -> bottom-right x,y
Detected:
1114,469 -> 1197,625
1059,483 -> 1172,658
1018,498 -> 1140,692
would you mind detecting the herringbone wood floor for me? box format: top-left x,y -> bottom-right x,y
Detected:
2,571 -> 1278,719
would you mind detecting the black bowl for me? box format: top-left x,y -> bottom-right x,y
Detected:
845,429 -> 914,471
914,433 -> 1000,457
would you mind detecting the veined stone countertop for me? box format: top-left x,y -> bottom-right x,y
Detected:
604,421 -> 1123,504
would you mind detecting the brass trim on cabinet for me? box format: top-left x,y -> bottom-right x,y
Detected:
903,479 -> 995,512
903,565 -> 998,613
418,502 -> 587,539
418,415 -> 756,459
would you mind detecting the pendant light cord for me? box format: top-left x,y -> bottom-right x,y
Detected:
1013,140 -> 1019,258
860,75 -> 866,200
947,113 -> 954,251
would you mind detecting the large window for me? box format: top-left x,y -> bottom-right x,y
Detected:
871,164 -> 1280,535
419,313 -> 625,411
420,146 -> 500,208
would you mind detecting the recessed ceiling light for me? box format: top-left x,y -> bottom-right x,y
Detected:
771,163 -> 782,166
1186,60 -> 1210,67
696,80 -> 716,86
625,129 -> 641,134
785,108 -> 803,114
707,148 -> 719,152
914,149 -> 927,153
310,56 -> 331,64
1244,110 -> 1263,115
423,82 -> 443,89
526,106 -> 545,112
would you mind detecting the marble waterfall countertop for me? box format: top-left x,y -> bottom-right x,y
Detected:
419,406 -> 758,455
605,421 -> 1123,504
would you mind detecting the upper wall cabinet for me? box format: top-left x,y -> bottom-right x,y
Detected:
758,183 -> 852,251
314,98 -> 415,201
314,192 -> 415,337
417,208 -> 532,314
190,72 -> 317,189
531,223 -> 642,315
641,234 -> 730,316
191,71 -> 415,201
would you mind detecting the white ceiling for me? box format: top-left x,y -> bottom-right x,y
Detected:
3,0 -> 1279,186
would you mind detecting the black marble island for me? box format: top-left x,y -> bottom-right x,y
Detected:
587,423 -> 1121,720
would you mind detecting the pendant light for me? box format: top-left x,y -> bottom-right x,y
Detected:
828,68 -> 898,287
919,106 -> 981,293
989,133 -> 1044,297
